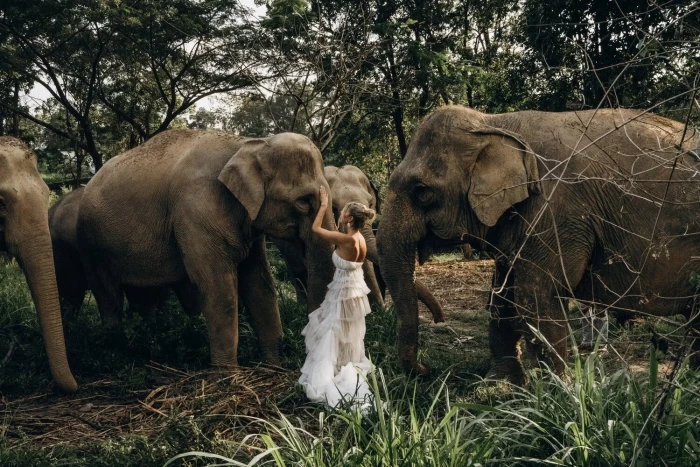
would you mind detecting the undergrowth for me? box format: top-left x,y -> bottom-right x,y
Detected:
2,249 -> 699,466
169,351 -> 700,466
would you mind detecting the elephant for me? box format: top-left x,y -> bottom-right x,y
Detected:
273,165 -> 445,323
377,105 -> 700,382
76,130 -> 336,367
0,137 -> 77,392
49,187 -> 192,317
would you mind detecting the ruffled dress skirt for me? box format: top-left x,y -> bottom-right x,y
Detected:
299,251 -> 373,407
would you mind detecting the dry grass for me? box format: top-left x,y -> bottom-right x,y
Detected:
1,363 -> 294,449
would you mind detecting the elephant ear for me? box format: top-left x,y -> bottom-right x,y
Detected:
369,179 -> 381,213
467,129 -> 541,227
218,140 -> 266,221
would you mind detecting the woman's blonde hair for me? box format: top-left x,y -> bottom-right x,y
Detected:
342,202 -> 376,230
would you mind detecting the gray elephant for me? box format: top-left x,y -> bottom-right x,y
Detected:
76,130 -> 336,367
50,187 -> 191,317
377,105 -> 700,382
273,165 -> 445,322
0,137 -> 77,392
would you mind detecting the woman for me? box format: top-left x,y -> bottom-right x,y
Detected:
299,186 -> 376,407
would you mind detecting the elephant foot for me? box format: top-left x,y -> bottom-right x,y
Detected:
485,358 -> 527,385
259,344 -> 282,366
211,356 -> 239,368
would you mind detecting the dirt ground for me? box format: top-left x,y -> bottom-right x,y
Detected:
414,258 -> 494,325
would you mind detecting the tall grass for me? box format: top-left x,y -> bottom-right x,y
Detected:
168,350 -> 700,466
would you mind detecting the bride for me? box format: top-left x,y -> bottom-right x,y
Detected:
298,186 -> 376,407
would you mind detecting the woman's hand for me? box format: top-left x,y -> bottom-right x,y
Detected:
312,184 -> 356,248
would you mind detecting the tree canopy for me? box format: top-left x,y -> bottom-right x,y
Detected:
1,0 -> 698,185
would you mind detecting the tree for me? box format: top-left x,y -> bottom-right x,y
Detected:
0,0 -> 270,169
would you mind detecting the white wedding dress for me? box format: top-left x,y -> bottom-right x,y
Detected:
299,250 -> 373,407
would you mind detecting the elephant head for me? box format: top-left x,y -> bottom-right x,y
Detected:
219,133 -> 336,310
0,137 -> 78,392
377,106 -> 540,374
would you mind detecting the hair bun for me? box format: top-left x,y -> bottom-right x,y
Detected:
343,202 -> 375,229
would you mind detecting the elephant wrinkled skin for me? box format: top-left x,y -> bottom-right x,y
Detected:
76,130 -> 336,367
0,137 -> 77,392
50,187 -> 193,317
377,105 -> 700,382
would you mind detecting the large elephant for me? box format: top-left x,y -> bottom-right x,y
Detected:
76,130 -> 336,367
0,137 -> 77,392
274,165 -> 444,322
377,105 -> 700,382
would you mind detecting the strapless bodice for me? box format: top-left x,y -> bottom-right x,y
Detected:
332,250 -> 364,271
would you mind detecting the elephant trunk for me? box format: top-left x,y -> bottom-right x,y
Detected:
359,224 -> 384,308
15,223 -> 78,393
361,224 -> 379,264
304,205 -> 336,311
377,196 -> 428,375
367,223 -> 444,322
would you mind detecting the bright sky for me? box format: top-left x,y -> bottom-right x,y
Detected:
26,0 -> 267,111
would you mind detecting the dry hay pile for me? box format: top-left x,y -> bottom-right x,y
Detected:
1,363 -> 294,448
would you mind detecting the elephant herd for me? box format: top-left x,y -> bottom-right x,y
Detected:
2,105 -> 699,393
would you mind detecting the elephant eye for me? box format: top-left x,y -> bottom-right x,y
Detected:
413,183 -> 435,207
295,194 -> 313,214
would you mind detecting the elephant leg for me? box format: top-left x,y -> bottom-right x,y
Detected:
526,298 -> 568,375
173,280 -> 200,316
485,258 -> 527,383
271,237 -> 308,305
362,260 -> 384,308
374,263 -> 387,299
57,278 -> 87,317
87,269 -> 124,330
174,195 -> 244,367
238,237 -> 282,365
189,269 -> 239,367
485,289 -> 526,382
53,243 -> 87,316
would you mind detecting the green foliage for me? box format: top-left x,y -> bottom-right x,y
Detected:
169,353 -> 700,466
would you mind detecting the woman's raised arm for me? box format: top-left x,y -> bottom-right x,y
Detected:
312,186 -> 353,247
